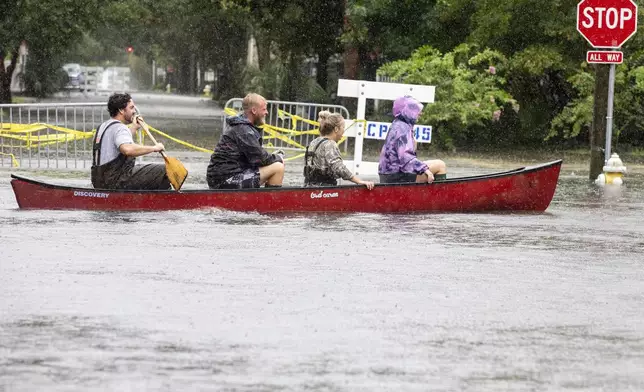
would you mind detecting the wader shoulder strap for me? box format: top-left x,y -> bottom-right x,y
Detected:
304,138 -> 333,185
305,138 -> 331,164
92,120 -> 121,166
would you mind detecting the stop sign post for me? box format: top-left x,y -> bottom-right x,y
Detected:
577,0 -> 638,166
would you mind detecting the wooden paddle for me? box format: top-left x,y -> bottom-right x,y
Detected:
136,117 -> 188,191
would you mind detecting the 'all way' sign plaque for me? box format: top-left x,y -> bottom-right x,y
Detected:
587,50 -> 623,64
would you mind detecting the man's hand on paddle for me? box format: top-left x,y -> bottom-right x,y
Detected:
128,117 -> 142,133
152,143 -> 165,152
133,114 -> 145,127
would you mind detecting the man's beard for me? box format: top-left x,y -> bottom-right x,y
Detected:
253,117 -> 265,126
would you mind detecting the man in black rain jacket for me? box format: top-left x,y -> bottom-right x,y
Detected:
207,93 -> 285,189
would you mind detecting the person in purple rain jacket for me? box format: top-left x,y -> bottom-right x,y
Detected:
378,95 -> 447,184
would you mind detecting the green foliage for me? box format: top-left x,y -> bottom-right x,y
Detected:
614,63 -> 644,146
548,70 -> 594,141
549,58 -> 644,146
242,62 -> 285,100
1,0 -> 101,99
466,0 -> 582,59
546,71 -> 595,140
548,83 -> 593,140
509,46 -> 565,75
342,0 -> 456,60
378,44 -> 516,148
67,34 -> 113,65
502,44 -> 578,143
241,59 -> 332,103
4,0 -> 100,97
631,66 -> 644,91
3,0 -> 644,148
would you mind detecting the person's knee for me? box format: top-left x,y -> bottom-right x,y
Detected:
273,161 -> 285,174
425,159 -> 446,174
437,159 -> 447,172
261,162 -> 284,179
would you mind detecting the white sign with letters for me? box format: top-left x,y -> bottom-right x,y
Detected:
337,79 -> 436,175
365,121 -> 432,143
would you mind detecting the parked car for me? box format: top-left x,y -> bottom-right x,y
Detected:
62,63 -> 85,89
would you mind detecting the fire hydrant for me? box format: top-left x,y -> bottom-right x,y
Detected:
596,153 -> 627,186
203,84 -> 212,97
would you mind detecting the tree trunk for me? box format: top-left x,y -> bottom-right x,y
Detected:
0,70 -> 11,104
341,0 -> 358,80
590,64 -> 609,181
177,53 -> 191,94
343,47 -> 359,80
316,50 -> 329,90
216,46 -> 239,100
189,53 -> 196,94
284,53 -> 299,101
0,47 -> 19,104
255,29 -> 271,71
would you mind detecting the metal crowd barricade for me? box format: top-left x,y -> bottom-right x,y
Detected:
0,102 -> 107,169
223,98 -> 350,153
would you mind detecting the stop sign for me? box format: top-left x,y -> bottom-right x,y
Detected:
577,0 -> 638,48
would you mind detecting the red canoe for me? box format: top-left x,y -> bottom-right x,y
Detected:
10,160 -> 562,213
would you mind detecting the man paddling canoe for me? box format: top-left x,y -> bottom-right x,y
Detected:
91,93 -> 171,190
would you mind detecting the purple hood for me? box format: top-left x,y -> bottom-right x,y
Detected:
392,96 -> 423,124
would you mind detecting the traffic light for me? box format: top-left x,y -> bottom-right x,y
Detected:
126,46 -> 133,53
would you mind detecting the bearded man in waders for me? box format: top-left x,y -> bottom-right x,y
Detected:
91,93 -> 171,190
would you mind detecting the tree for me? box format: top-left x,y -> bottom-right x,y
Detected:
378,45 -> 516,149
342,0 -> 454,81
0,1 -> 23,103
248,0 -> 329,99
0,0 -> 100,102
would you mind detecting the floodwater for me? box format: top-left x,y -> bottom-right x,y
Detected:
1,163 -> 643,391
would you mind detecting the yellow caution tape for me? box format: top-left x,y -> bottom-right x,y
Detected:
224,108 -> 238,116
277,109 -> 320,127
0,108 -> 358,163
146,125 -> 211,153
284,152 -> 305,162
0,122 -> 94,149
222,107 -> 352,149
1,123 -> 94,137
0,151 -> 19,167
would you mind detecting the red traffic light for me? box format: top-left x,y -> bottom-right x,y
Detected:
126,46 -> 134,53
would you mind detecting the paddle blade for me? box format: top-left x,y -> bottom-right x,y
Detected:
163,156 -> 188,191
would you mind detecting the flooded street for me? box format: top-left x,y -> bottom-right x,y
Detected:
1,165 -> 643,391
